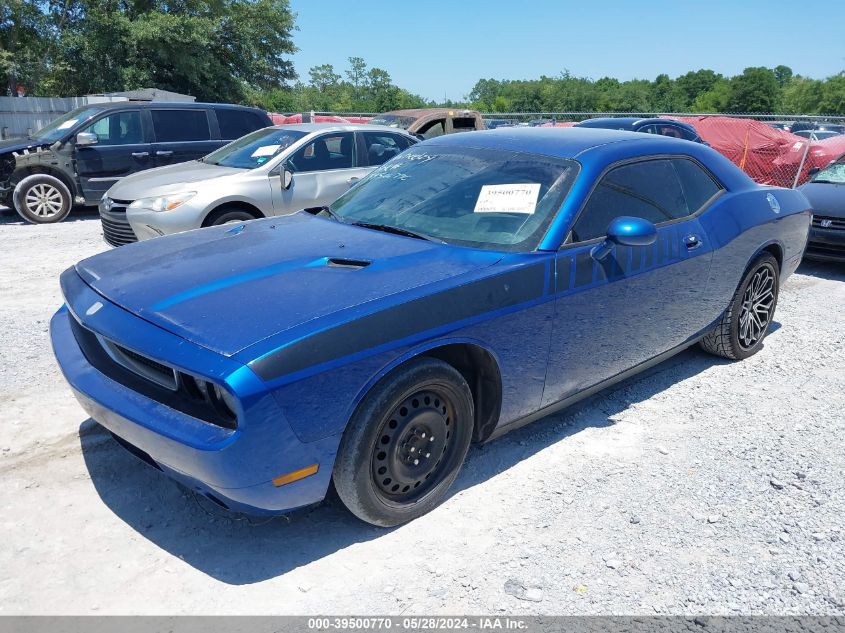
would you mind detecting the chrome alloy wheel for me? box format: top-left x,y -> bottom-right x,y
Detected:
24,183 -> 64,218
738,264 -> 775,349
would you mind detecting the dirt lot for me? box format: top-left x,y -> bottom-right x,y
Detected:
1,209 -> 844,615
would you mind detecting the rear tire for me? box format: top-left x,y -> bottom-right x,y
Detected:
333,357 -> 474,527
700,252 -> 779,360
13,174 -> 72,224
203,206 -> 260,227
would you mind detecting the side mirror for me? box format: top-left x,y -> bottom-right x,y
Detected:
281,164 -> 293,190
807,167 -> 821,177
75,132 -> 98,147
591,216 -> 658,260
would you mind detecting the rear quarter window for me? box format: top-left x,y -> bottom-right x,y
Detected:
672,159 -> 723,212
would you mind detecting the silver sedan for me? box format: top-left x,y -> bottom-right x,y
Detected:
98,123 -> 418,246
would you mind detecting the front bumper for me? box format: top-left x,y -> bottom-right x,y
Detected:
806,224 -> 845,262
125,202 -> 207,241
51,273 -> 341,514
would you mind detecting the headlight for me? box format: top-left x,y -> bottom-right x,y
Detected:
129,191 -> 196,212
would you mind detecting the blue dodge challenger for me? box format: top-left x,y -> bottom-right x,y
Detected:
51,128 -> 811,526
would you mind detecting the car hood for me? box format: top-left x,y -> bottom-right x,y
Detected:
75,213 -> 502,357
0,137 -> 52,155
799,182 -> 845,217
107,160 -> 247,200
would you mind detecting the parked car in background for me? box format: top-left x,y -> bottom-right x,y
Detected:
793,130 -> 842,141
99,124 -> 417,245
483,119 -> 515,129
575,117 -> 705,143
0,102 -> 271,224
52,128 -> 810,526
790,122 -> 845,135
370,108 -> 485,139
799,155 -> 845,262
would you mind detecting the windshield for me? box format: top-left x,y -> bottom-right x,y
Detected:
813,159 -> 845,184
369,114 -> 418,130
31,107 -> 102,142
330,146 -> 579,251
202,128 -> 306,169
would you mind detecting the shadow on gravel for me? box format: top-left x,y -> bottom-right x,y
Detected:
80,345 -> 728,585
797,259 -> 845,282
0,206 -> 98,224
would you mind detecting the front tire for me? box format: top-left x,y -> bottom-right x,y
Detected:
13,174 -> 72,224
203,207 -> 259,227
333,357 -> 474,527
700,252 -> 779,360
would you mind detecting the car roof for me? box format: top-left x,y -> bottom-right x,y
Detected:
423,126 -> 674,158
271,123 -> 415,135
576,116 -> 696,130
378,108 -> 477,118
81,101 -> 263,111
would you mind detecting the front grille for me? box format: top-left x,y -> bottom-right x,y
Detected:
812,215 -> 845,231
68,313 -> 236,430
806,242 -> 845,260
100,214 -> 138,246
101,338 -> 178,390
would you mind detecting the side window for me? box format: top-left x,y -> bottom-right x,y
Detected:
151,109 -> 211,142
82,111 -> 142,146
362,132 -> 404,166
217,109 -> 266,140
418,120 -> 445,139
672,159 -> 722,212
452,117 -> 478,132
653,123 -> 689,140
287,132 -> 354,172
570,160 -> 688,243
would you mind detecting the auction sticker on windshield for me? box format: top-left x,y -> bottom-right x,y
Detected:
474,183 -> 541,214
251,144 -> 281,158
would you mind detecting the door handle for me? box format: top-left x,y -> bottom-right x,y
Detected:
131,152 -> 150,158
155,150 -> 174,157
684,234 -> 703,250
346,177 -> 360,184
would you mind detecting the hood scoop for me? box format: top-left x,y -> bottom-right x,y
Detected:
326,257 -> 371,270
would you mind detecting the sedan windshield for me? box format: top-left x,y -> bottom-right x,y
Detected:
203,128 -> 306,169
330,146 -> 579,251
369,114 -> 418,130
31,107 -> 101,142
812,159 -> 845,184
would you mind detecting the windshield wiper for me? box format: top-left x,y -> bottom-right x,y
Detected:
349,220 -> 443,243
315,206 -> 345,222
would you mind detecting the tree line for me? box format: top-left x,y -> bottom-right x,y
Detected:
2,1 -> 843,115
466,67 -> 845,115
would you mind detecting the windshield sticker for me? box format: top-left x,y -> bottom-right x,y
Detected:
57,119 -> 78,130
251,144 -> 281,158
474,184 -> 541,214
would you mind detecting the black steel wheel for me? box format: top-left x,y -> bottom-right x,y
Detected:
333,357 -> 474,526
700,252 -> 779,360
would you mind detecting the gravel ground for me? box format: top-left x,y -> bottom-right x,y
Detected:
1,209 -> 844,616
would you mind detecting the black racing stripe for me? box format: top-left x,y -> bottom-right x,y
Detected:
555,256 -> 571,292
249,263 -> 547,381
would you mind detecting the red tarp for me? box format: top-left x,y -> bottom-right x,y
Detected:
672,116 -> 844,187
268,113 -> 372,125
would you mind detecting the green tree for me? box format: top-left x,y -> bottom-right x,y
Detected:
726,67 -> 780,113
773,65 -> 793,88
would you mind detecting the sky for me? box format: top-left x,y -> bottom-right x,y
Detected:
288,0 -> 845,102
